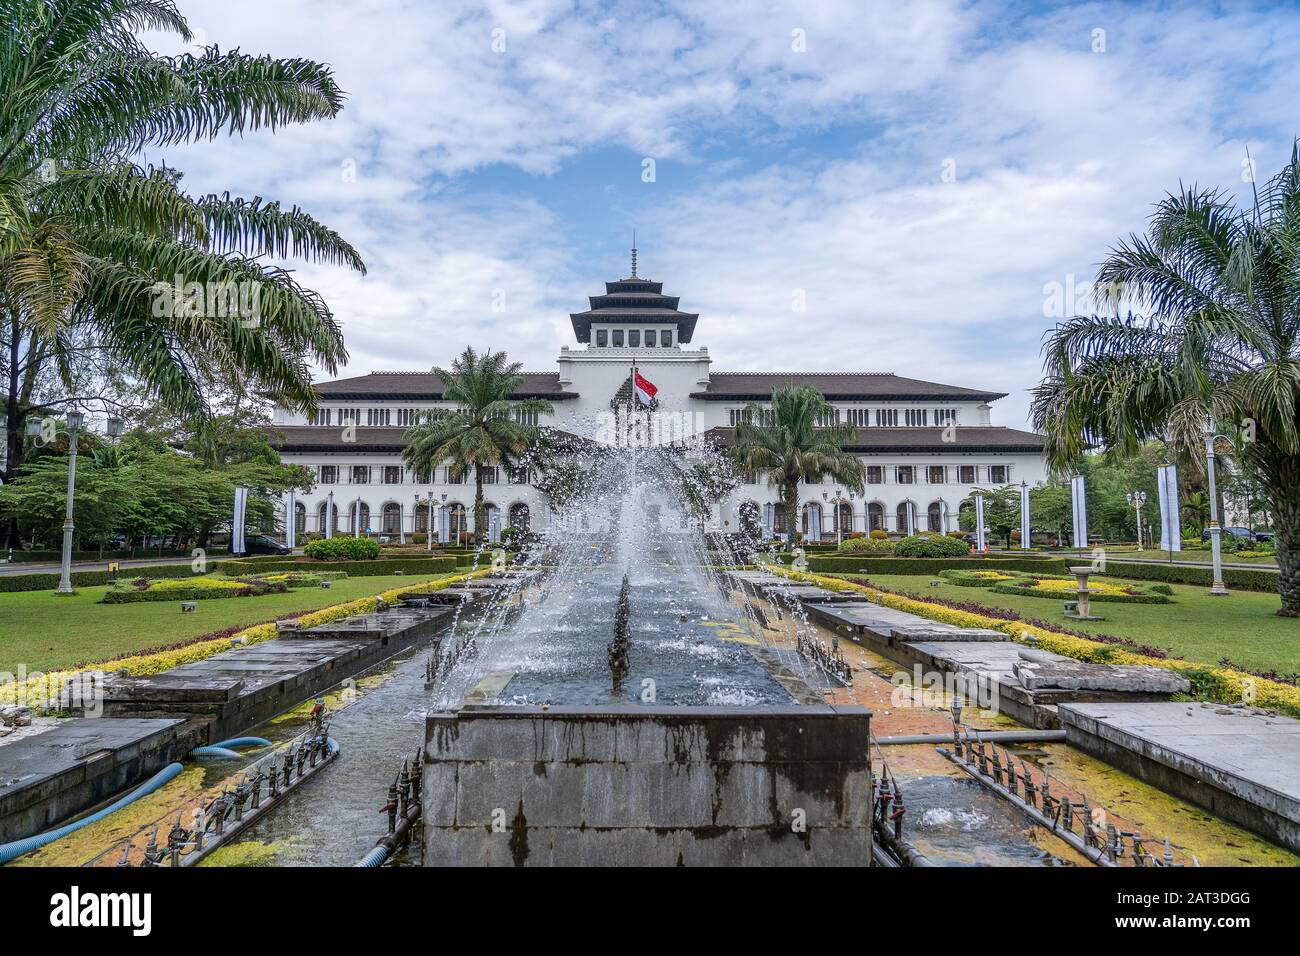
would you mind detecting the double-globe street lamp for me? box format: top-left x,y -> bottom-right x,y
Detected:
26,410 -> 124,594
822,489 -> 855,547
1126,490 -> 1148,550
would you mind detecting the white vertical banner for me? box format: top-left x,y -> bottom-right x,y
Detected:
1158,464 -> 1182,551
231,486 -> 248,555
974,493 -> 987,551
1019,483 -> 1031,550
940,500 -> 949,534
398,504 -> 406,544
438,506 -> 449,544
762,502 -> 774,537
353,498 -> 361,538
1070,475 -> 1089,550
325,492 -> 334,539
284,490 -> 296,550
905,501 -> 915,536
489,506 -> 501,544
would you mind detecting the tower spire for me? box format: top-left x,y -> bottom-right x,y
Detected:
630,230 -> 638,278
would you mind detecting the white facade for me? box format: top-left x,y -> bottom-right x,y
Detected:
270,269 -> 1047,541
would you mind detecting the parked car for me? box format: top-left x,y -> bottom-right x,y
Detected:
1253,530 -> 1274,543
236,534 -> 292,556
1202,526 -> 1257,544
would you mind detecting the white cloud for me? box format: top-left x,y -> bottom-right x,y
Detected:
138,1 -> 1300,429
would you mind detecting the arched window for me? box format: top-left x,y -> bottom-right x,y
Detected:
927,502 -> 943,533
835,502 -> 853,533
896,502 -> 913,535
509,503 -> 531,532
349,501 -> 370,535
737,501 -> 761,538
447,503 -> 466,542
382,502 -> 401,534
294,502 -> 306,537
801,503 -> 822,538
317,501 -> 334,534
867,502 -> 885,531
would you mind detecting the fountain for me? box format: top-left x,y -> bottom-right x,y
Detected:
420,440 -> 872,866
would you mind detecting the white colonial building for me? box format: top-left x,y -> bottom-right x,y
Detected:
269,263 -> 1047,542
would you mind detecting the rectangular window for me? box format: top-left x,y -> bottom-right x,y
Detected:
596,329 -> 608,347
383,466 -> 402,484
446,466 -> 465,484
846,408 -> 870,427
928,466 -> 945,484
959,465 -> 977,484
628,330 -> 640,347
989,465 -> 1008,484
866,465 -> 884,485
644,330 -> 656,347
612,329 -> 624,347
896,466 -> 915,484
660,329 -> 672,347
875,408 -> 898,427
508,467 -> 531,485
742,471 -> 758,485
351,465 -> 370,484
481,466 -> 499,484
904,409 -> 928,427
319,465 -> 337,484
414,468 -> 431,484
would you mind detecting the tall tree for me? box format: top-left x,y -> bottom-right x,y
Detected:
0,0 -> 365,546
401,348 -> 552,544
1032,146 -> 1300,614
728,385 -> 865,542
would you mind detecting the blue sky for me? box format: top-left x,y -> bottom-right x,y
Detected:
144,0 -> 1300,428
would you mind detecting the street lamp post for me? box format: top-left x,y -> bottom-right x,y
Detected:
1202,418 -> 1230,596
823,489 -> 851,548
1126,490 -> 1148,550
26,410 -> 123,594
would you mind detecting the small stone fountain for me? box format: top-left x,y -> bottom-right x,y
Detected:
1064,565 -> 1104,620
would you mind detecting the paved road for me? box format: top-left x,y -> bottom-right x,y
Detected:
0,554 -> 210,577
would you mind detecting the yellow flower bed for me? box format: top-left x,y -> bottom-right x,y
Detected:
0,570 -> 491,708
1018,577 -> 1131,596
771,567 -> 1300,718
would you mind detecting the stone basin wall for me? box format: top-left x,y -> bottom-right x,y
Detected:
422,704 -> 872,866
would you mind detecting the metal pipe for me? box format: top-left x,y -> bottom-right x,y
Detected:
875,730 -> 1066,746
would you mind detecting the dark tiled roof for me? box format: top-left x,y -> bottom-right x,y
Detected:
706,426 -> 1045,453
310,372 -> 578,401
267,425 -> 589,454
571,276 -> 699,343
692,373 -> 1007,402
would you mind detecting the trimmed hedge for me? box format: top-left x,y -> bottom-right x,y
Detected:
1101,560 -> 1279,593
937,569 -> 1023,587
990,579 -> 1173,604
102,577 -> 288,604
218,556 -> 458,577
806,556 -> 1069,575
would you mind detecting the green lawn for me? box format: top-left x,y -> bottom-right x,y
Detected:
843,573 -> 1300,676
0,574 -> 435,672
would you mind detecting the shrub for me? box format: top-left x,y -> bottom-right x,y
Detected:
1148,583 -> 1175,595
893,534 -> 971,558
303,537 -> 381,561
219,556 -> 457,577
990,576 -> 1173,604
839,536 -> 895,554
869,529 -> 889,540
101,576 -> 288,604
947,530 -> 969,539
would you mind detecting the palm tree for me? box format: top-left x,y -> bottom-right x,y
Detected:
402,348 -> 553,544
1,1 -> 364,517
729,385 -> 864,541
1032,146 -> 1300,615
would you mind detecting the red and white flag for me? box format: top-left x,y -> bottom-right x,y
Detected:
633,369 -> 657,406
